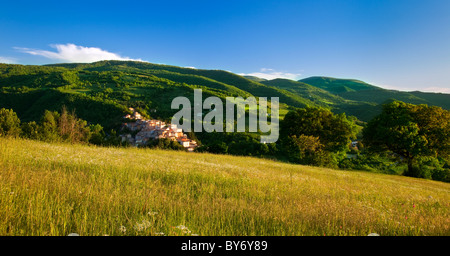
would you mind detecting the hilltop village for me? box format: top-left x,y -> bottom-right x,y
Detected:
120,108 -> 197,151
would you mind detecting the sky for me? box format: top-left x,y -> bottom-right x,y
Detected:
1,0 -> 449,93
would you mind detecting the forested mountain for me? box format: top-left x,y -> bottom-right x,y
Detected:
299,76 -> 379,93
1,61 -> 449,127
299,76 -> 450,110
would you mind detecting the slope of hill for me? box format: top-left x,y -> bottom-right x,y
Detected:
261,78 -> 380,121
261,78 -> 346,106
299,76 -> 450,110
48,61 -> 323,109
1,61 -> 449,126
0,62 -> 315,138
1,137 -> 449,236
299,76 -> 379,93
243,75 -> 268,82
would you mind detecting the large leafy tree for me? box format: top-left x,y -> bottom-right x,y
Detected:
363,101 -> 450,175
280,107 -> 358,152
280,107 -> 357,166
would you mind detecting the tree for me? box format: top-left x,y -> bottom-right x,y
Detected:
282,134 -> 326,165
89,124 -> 105,145
280,107 -> 358,152
104,129 -> 121,146
363,101 -> 450,176
38,110 -> 60,142
58,106 -> 91,144
207,141 -> 228,154
0,108 -> 21,137
21,121 -> 40,140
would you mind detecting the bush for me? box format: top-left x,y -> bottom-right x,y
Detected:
431,168 -> 450,182
338,154 -> 402,175
89,124 -> 105,145
403,165 -> 432,180
207,142 -> 228,154
403,157 -> 450,181
281,135 -> 337,167
147,138 -> 185,151
21,121 -> 40,140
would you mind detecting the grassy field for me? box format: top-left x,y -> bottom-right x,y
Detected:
0,137 -> 449,236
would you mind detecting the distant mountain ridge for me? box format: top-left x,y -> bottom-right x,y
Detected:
243,76 -> 268,82
0,61 -> 449,125
297,76 -> 450,110
299,76 -> 379,93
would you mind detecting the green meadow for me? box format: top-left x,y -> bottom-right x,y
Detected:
0,137 -> 449,236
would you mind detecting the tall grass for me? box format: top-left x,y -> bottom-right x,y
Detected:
0,137 -> 449,236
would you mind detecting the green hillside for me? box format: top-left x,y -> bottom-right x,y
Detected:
1,61 -> 449,126
408,91 -> 450,110
299,76 -> 379,93
1,137 -> 449,236
262,78 -> 346,106
48,61 -> 321,109
261,78 -> 380,121
243,75 -> 268,82
0,61 -> 319,127
299,76 -> 450,110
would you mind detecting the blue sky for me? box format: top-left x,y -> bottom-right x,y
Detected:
1,0 -> 449,92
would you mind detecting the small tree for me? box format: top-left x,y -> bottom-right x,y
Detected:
58,106 -> 91,144
89,124 -> 105,145
0,108 -> 21,137
363,101 -> 450,176
21,121 -> 40,140
38,110 -> 60,142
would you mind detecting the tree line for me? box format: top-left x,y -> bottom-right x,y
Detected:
278,101 -> 449,182
0,106 -> 119,146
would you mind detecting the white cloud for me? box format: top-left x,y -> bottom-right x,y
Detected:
422,86 -> 450,94
14,43 -> 144,63
239,68 -> 302,81
0,56 -> 18,64
374,83 -> 450,94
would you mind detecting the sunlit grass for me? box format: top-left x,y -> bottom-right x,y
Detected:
0,137 -> 449,236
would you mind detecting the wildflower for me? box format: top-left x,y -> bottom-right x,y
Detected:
120,225 -> 127,233
68,233 -> 80,236
142,220 -> 151,229
134,219 -> 152,232
367,233 -> 380,236
134,224 -> 144,232
176,225 -> 192,234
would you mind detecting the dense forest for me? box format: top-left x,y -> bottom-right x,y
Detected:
1,60 -> 449,182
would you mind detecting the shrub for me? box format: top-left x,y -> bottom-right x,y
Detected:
147,138 -> 185,151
